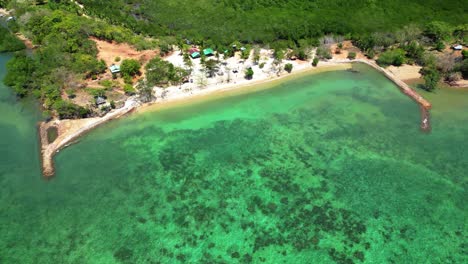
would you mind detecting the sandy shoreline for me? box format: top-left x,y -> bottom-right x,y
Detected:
38,57 -> 432,178
38,61 -> 352,177
39,99 -> 139,177
137,62 -> 353,113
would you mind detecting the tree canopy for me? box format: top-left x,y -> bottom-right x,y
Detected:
145,57 -> 188,86
0,27 -> 25,52
75,0 -> 468,45
120,59 -> 141,77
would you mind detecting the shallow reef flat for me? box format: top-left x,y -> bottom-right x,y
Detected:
0,61 -> 466,263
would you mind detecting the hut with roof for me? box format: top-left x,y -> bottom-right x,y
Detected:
203,48 -> 214,57
189,47 -> 201,59
452,44 -> 463,50
109,64 -> 121,74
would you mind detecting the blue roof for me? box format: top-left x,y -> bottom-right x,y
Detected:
110,65 -> 120,73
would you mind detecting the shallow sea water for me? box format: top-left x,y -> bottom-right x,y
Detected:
0,54 -> 466,263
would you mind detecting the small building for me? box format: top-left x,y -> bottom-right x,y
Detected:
203,48 -> 214,56
109,64 -> 120,74
240,47 -> 246,51
190,52 -> 201,59
96,96 -> 106,105
189,47 -> 199,54
189,48 -> 200,59
452,45 -> 463,50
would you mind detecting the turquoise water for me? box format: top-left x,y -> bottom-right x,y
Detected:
0,54 -> 466,263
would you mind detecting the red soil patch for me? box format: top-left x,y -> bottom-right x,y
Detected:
91,37 -> 158,69
330,41 -> 366,60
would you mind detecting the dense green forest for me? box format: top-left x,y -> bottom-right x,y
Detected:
0,27 -> 25,52
75,0 -> 467,45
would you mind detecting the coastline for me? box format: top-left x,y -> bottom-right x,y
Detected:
136,62 -> 353,113
38,58 -> 432,178
39,99 -> 139,177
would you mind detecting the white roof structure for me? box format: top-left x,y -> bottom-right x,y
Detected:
109,64 -> 121,73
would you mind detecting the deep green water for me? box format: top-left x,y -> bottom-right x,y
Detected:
0,53 -> 467,263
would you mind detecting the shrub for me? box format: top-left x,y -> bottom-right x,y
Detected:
145,57 -> 188,86
99,80 -> 113,89
377,49 -> 406,66
252,49 -> 261,65
66,88 -> 76,99
435,41 -> 445,52
402,41 -> 424,63
446,72 -> 462,83
159,44 -> 172,56
461,50 -> 468,59
120,59 -> 141,77
0,27 -> 26,52
420,65 -> 441,91
123,75 -> 133,85
53,100 -> 90,119
245,67 -> 254,79
273,50 -> 285,61
241,47 -> 251,60
461,59 -> 468,79
123,84 -> 136,95
366,49 -> 375,59
115,56 -> 121,62
259,62 -> 265,69
110,100 -> 116,109
312,57 -> 319,67
284,63 -> 293,73
297,49 -> 308,60
424,21 -> 452,42
347,52 -> 357,60
316,46 -> 332,60
87,88 -> 106,97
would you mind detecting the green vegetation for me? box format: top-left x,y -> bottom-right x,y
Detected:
462,50 -> 468,59
1,0 -> 468,118
347,52 -> 357,60
316,46 -> 332,60
377,49 -> 406,66
297,49 -> 308,60
145,57 -> 188,86
120,59 -> 141,77
421,65 -> 441,91
1,4 -> 155,119
53,100 -> 90,119
245,67 -> 254,80
312,57 -> 319,67
204,59 -> 220,78
0,27 -> 25,52
75,0 -> 467,46
284,63 -> 293,73
123,84 -> 136,95
460,59 -> 468,79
